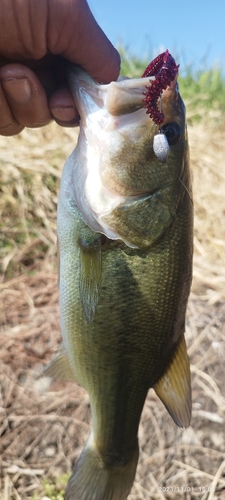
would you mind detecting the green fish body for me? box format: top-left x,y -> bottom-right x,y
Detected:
49,64 -> 193,500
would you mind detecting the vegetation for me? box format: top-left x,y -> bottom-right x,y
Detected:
31,475 -> 70,500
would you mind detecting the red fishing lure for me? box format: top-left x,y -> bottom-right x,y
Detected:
142,50 -> 179,125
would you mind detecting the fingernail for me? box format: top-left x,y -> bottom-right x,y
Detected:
51,106 -> 77,123
1,78 -> 31,103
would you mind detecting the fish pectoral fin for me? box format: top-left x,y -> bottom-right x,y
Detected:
79,235 -> 102,323
153,333 -> 191,428
44,348 -> 76,382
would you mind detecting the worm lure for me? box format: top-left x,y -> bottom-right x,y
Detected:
142,50 -> 179,126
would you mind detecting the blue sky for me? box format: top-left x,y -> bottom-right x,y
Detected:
89,0 -> 225,74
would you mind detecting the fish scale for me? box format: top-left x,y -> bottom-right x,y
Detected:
46,52 -> 193,500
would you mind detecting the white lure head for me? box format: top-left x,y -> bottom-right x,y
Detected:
153,133 -> 170,163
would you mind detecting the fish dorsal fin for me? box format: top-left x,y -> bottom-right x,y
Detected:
154,333 -> 191,428
44,348 -> 76,382
79,235 -> 102,324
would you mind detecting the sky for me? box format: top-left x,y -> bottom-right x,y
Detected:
89,0 -> 225,74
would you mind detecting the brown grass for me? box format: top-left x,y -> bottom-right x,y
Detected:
0,116 -> 225,500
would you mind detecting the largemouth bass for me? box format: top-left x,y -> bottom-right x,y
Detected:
47,51 -> 193,500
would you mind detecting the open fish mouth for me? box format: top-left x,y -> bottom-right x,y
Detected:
67,50 -> 179,124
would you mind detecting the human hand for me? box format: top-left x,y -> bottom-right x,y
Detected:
0,0 -> 120,136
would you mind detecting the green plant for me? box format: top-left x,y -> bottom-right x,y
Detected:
31,474 -> 70,500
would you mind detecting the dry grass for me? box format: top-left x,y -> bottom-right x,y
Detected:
0,114 -> 225,500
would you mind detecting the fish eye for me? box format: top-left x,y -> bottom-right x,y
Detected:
160,122 -> 181,145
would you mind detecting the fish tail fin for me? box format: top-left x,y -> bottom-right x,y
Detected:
65,434 -> 139,500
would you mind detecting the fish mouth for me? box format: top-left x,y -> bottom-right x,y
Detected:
67,50 -> 179,124
66,64 -> 156,118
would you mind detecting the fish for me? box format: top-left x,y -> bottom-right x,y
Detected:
46,51 -> 193,500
